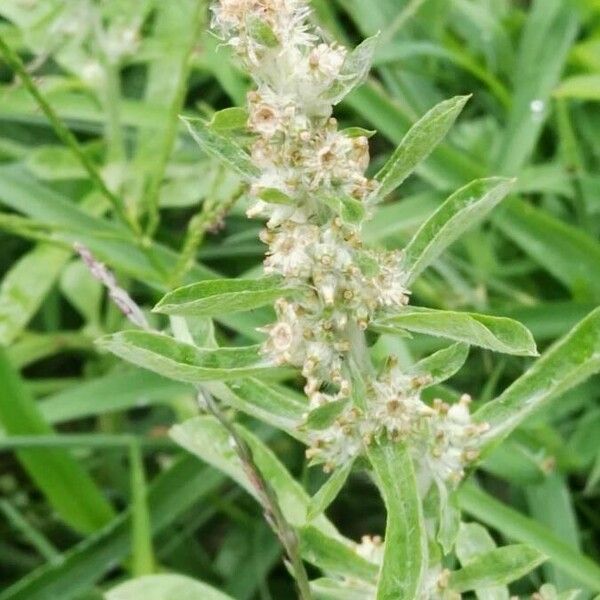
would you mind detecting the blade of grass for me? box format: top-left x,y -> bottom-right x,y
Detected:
0,348 -> 114,534
458,482 -> 600,592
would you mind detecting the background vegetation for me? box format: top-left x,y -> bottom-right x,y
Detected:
0,0 -> 599,598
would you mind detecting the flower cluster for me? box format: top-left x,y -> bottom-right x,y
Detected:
212,0 -> 486,489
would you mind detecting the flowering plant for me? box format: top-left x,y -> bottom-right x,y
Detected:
91,1 -> 600,598
2,1 -> 598,599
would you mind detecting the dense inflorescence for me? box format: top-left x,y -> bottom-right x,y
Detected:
211,0 -> 485,490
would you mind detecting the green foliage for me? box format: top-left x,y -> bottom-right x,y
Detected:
375,307 -> 538,356
374,95 -> 471,199
154,277 -> 294,317
0,0 -> 600,598
106,574 -> 234,600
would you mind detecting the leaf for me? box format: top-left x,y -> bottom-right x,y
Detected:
170,416 -> 332,532
258,187 -> 295,205
456,523 -> 510,600
181,116 -> 259,179
129,443 -> 154,576
407,343 -> 469,387
0,349 -> 114,534
0,456 -> 224,600
494,199 -> 600,301
375,95 -> 471,199
310,577 -> 375,600
97,331 -> 285,384
475,306 -> 600,448
106,574 -> 234,600
307,461 -> 353,521
303,399 -> 349,431
402,178 -> 514,284
210,107 -> 249,131
205,379 -> 306,434
325,34 -> 379,105
154,277 -> 293,317
367,441 -> 427,600
170,417 -> 376,579
555,74 -> 600,101
299,526 -> 378,583
247,16 -> 279,47
458,483 -> 600,592
0,244 -> 70,346
320,193 -> 366,225
375,307 -> 538,356
448,544 -> 546,592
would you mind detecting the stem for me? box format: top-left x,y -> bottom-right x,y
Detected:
144,1 -> 206,238
0,35 -> 140,236
199,390 -> 313,600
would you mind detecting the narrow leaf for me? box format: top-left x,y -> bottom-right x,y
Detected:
154,277 -> 293,317
0,245 -> 70,346
402,178 -> 514,284
459,483 -> 600,592
307,461 -> 353,521
299,526 -> 378,583
456,522 -> 509,600
97,331 -> 284,384
0,349 -> 114,534
407,343 -> 469,387
449,545 -> 546,592
210,107 -> 249,131
476,306 -> 600,449
181,116 -> 259,179
375,307 -> 538,356
367,441 -> 427,600
375,95 -> 471,199
325,34 -> 379,105
106,574 -> 234,600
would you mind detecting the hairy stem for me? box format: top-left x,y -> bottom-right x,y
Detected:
0,35 -> 140,236
199,390 -> 313,600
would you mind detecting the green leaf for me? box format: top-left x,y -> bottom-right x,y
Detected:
181,116 -> 259,179
448,544 -> 546,592
0,348 -> 114,534
258,187 -> 295,205
0,244 -> 70,346
170,416 -> 334,532
321,193 -> 366,225
247,16 -> 279,47
310,578 -> 375,600
554,74 -> 600,101
299,526 -> 378,583
170,417 -> 376,579
367,441 -> 427,600
307,461 -> 353,521
210,107 -> 249,131
407,343 -> 469,387
456,522 -> 509,600
97,331 -> 285,384
0,456 -> 223,600
303,399 -> 349,431
375,307 -> 538,356
325,34 -> 379,105
402,178 -> 514,284
106,574 -> 234,600
205,379 -> 306,434
129,443 -> 154,576
375,95 -> 471,199
342,127 -> 376,138
475,306 -> 600,448
154,277 -> 292,317
459,483 -> 600,592
494,199 -> 600,301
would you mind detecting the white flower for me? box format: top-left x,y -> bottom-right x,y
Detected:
264,223 -> 319,278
